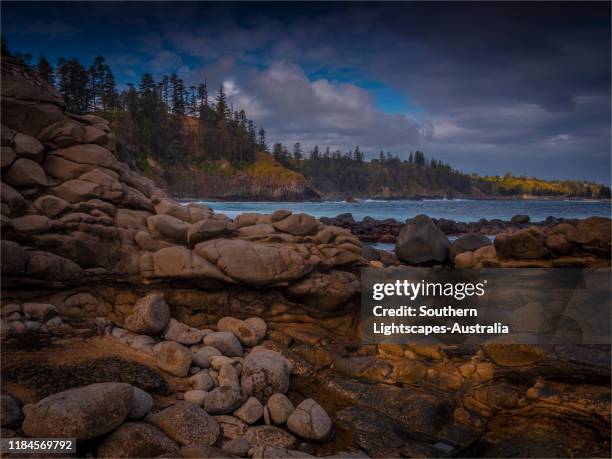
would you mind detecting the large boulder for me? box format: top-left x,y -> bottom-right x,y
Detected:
286,399 -> 332,441
195,239 -> 312,286
272,213 -> 318,236
13,133 -> 44,162
97,422 -> 179,458
22,383 -> 133,440
449,233 -> 492,262
148,246 -> 232,282
188,219 -> 237,245
128,387 -> 153,420
50,144 -> 118,170
147,214 -> 189,243
146,402 -> 220,446
4,158 -> 48,188
241,347 -> 292,401
494,228 -> 550,259
124,293 -> 170,335
395,215 -> 450,264
566,217 -> 611,255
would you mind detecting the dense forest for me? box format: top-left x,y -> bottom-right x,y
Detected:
4,40 -> 610,200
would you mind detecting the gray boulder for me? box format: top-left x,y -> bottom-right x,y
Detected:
204,332 -> 243,357
233,396 -> 264,425
395,214 -> 450,264
22,382 -> 132,440
128,386 -> 153,420
124,293 -> 170,335
287,399 -> 332,441
204,386 -> 245,414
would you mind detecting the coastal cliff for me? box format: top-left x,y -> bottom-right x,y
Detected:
1,61 -> 611,458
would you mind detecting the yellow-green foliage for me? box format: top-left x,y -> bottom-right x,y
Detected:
480,173 -> 604,197
245,152 -> 306,184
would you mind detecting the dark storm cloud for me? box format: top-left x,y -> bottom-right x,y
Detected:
2,1 -> 610,181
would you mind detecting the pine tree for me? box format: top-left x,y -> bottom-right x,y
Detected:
169,73 -> 185,115
101,66 -> 117,111
88,56 -> 110,111
354,146 -> 363,163
215,85 -> 227,122
292,142 -> 302,167
257,128 -> 267,151
36,55 -> 54,85
56,57 -> 89,113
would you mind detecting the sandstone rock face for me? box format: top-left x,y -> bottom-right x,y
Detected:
97,422 -> 179,458
495,228 -> 550,259
124,293 -> 170,335
395,214 -> 450,264
287,399 -> 332,441
146,402 -> 220,446
22,382 -> 133,440
195,239 -> 313,286
286,270 -> 359,311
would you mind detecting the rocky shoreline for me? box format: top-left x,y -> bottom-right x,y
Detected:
1,61 -> 611,458
320,213 -> 586,244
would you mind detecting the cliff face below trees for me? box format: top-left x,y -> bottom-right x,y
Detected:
102,112 -> 320,201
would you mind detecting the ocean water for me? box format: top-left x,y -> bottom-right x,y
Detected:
189,198 -> 611,223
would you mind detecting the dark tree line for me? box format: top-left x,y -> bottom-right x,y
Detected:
2,41 -> 263,165
269,142 -> 473,196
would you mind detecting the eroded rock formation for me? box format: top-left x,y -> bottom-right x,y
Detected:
1,61 -> 610,459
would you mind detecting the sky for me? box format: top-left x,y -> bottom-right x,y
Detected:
3,1 -> 611,183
